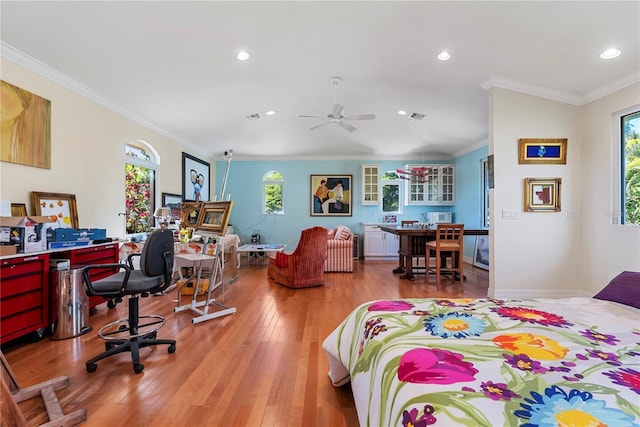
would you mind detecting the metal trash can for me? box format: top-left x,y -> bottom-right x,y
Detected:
51,268 -> 92,340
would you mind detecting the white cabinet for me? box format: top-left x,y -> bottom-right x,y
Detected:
363,224 -> 399,259
361,164 -> 380,205
404,164 -> 455,206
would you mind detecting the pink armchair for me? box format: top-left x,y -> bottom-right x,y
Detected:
324,226 -> 354,272
268,226 -> 329,288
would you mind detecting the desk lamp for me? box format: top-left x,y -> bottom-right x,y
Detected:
154,207 -> 171,228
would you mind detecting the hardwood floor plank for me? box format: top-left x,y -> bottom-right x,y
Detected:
1,260 -> 487,426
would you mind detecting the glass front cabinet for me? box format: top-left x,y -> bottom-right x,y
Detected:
404,164 -> 455,206
361,164 -> 380,205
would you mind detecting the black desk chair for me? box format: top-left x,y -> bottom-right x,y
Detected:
82,229 -> 176,374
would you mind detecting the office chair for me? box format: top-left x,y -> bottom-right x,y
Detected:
82,229 -> 176,373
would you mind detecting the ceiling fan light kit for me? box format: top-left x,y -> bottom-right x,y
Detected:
299,76 -> 376,132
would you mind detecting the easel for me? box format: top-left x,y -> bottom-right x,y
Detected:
173,241 -> 236,324
173,149 -> 237,324
1,351 -> 87,426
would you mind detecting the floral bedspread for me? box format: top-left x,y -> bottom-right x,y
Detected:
322,298 -> 640,426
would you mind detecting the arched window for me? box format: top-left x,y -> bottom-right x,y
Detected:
124,140 -> 159,234
381,170 -> 402,213
263,170 -> 284,214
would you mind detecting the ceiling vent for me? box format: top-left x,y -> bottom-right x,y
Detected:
408,112 -> 425,121
245,113 -> 262,121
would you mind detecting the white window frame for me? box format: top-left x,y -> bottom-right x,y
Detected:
612,105 -> 640,225
263,170 -> 284,215
124,140 -> 159,236
381,170 -> 403,214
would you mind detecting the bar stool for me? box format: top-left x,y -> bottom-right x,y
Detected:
426,224 -> 464,291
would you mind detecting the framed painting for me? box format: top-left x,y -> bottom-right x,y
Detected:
182,152 -> 210,202
11,203 -> 27,217
0,80 -> 52,169
311,174 -> 352,217
524,177 -> 562,212
518,138 -> 567,164
473,235 -> 489,270
195,201 -> 233,235
180,202 -> 202,229
30,191 -> 79,228
161,192 -> 182,222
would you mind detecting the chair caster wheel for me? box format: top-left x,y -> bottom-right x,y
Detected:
107,300 -> 116,309
168,344 -> 176,353
86,363 -> 97,373
133,363 -> 144,374
118,324 -> 128,332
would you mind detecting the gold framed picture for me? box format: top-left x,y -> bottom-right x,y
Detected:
180,202 -> 202,229
10,203 -> 27,216
195,201 -> 233,235
524,178 -> 561,212
518,138 -> 567,164
30,191 -> 79,228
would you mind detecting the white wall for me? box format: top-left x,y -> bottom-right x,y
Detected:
0,58 -> 212,238
580,83 -> 640,291
489,84 -> 640,298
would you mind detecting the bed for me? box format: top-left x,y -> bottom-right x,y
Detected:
322,274 -> 640,426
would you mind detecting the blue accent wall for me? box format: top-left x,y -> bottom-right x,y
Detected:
453,147 -> 489,257
216,147 -> 487,257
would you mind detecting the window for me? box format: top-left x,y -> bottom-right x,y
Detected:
125,141 -> 158,234
381,170 -> 402,213
263,170 -> 283,214
622,111 -> 640,225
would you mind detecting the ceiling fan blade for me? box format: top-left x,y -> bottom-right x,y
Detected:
310,121 -> 330,130
344,113 -> 376,121
299,115 -> 325,119
332,104 -> 344,117
338,121 -> 356,132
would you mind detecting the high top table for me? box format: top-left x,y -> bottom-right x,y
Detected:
378,225 -> 488,281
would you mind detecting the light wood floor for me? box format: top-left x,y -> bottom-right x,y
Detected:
2,259 -> 488,427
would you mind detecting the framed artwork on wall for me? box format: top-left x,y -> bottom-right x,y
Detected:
195,201 -> 234,236
161,193 -> 182,222
524,177 -> 562,212
0,80 -> 52,169
182,152 -> 210,202
310,174 -> 352,217
518,138 -> 567,164
30,191 -> 79,228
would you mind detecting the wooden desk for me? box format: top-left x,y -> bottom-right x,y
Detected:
379,225 -> 488,280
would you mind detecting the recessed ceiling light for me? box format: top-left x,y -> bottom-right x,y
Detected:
398,110 -> 407,115
600,48 -> 621,59
437,51 -> 451,61
236,51 -> 250,61
266,110 -> 275,116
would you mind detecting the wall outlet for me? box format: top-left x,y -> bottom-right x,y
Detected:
567,210 -> 577,220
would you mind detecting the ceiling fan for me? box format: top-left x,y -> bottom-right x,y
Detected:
299,77 -> 376,132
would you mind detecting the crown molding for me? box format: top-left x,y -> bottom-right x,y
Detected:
453,138 -> 488,158
0,42 -> 200,151
482,73 -> 640,107
481,75 -> 583,105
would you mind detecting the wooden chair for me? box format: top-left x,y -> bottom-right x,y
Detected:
267,226 -> 329,288
426,224 -> 464,291
401,220 -> 427,274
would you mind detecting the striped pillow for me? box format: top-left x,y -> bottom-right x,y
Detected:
334,225 -> 351,240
